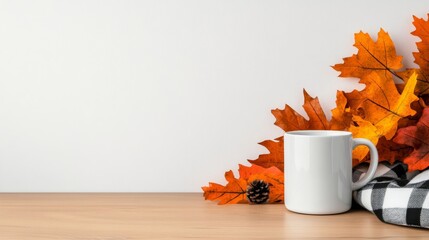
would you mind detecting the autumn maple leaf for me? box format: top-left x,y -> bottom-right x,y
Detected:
332,29 -> 403,81
202,170 -> 247,204
397,15 -> 429,97
412,15 -> 429,74
345,72 -> 418,140
330,24 -> 425,163
330,91 -> 353,130
393,108 -> 429,171
329,72 -> 418,163
248,136 -> 284,171
202,164 -> 283,205
271,89 -> 329,132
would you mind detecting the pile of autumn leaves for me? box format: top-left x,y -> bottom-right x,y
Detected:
202,14 -> 429,204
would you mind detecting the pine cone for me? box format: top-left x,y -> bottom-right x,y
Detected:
246,180 -> 270,204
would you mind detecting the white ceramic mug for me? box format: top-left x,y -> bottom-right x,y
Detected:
284,130 -> 378,214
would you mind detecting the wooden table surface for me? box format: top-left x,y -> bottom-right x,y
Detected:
0,193 -> 427,239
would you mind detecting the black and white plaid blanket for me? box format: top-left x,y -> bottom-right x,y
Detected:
353,161 -> 429,229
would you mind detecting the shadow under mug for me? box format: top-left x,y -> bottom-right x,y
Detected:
284,130 -> 378,214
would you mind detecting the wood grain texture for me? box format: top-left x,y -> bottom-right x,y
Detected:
0,193 -> 427,239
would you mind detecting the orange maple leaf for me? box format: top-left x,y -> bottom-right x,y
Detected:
330,91 -> 352,130
302,90 -> 330,130
399,15 -> 429,96
248,136 -> 284,171
412,15 -> 429,73
328,71 -> 418,163
202,170 -> 247,205
332,29 -> 402,80
343,72 -> 418,162
271,105 -> 309,132
202,164 -> 283,205
345,72 -> 418,139
393,107 -> 429,171
272,89 -> 329,132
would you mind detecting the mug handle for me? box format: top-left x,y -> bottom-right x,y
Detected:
351,138 -> 379,190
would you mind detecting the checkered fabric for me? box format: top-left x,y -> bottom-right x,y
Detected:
353,161 -> 429,229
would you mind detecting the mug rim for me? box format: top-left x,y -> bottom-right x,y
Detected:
285,130 -> 352,137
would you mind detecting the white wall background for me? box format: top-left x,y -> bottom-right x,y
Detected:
0,0 -> 427,192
